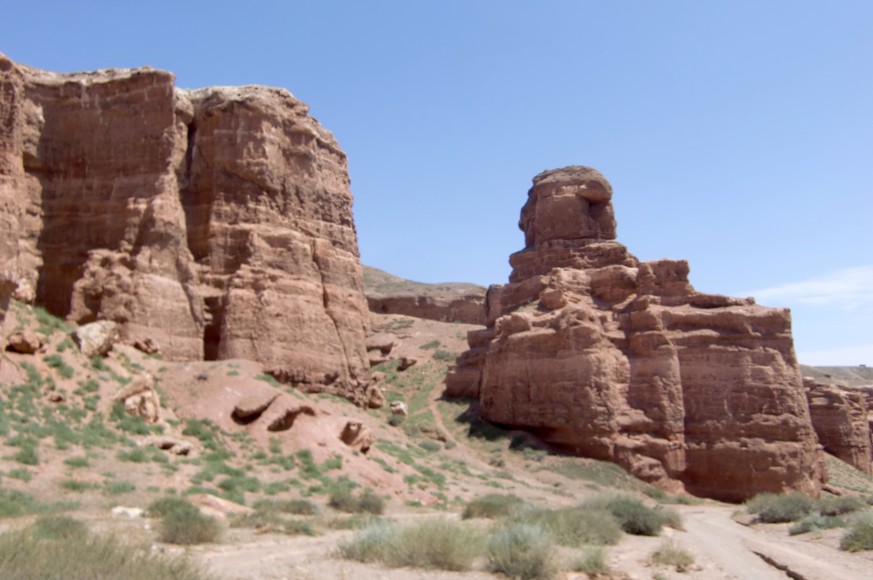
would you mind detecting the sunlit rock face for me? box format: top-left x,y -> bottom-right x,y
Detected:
804,377 -> 871,475
0,53 -> 370,403
447,165 -> 824,501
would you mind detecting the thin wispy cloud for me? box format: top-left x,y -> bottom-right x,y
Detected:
746,266 -> 873,309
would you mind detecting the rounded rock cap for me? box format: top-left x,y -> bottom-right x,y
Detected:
532,165 -> 613,202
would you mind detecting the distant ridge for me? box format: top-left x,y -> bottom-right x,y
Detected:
362,266 -> 487,325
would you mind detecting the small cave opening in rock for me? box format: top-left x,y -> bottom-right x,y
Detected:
230,396 -> 278,426
203,295 -> 224,361
268,406 -> 315,432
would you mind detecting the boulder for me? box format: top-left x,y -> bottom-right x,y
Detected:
366,333 -> 399,355
132,337 -> 160,355
365,384 -> 385,409
339,420 -> 374,453
5,330 -> 42,354
397,356 -> 419,371
113,374 -> 160,423
389,401 -> 408,416
231,388 -> 281,424
447,166 -> 824,501
73,320 -> 119,359
139,435 -> 193,456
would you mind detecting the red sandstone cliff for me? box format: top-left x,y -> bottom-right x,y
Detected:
447,166 -> 824,501
363,266 -> 487,325
0,54 -> 370,402
804,377 -> 872,474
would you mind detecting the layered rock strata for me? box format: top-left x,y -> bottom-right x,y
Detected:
363,266 -> 486,325
0,54 -> 370,401
804,377 -> 871,474
447,166 -> 824,501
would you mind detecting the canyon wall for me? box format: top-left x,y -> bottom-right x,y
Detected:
0,54 -> 370,401
364,266 -> 486,325
804,377 -> 871,474
447,166 -> 824,501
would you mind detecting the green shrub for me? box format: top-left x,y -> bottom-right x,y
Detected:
147,496 -> 222,544
13,442 -> 39,466
651,540 -> 695,572
339,519 -> 483,572
585,494 -> 666,536
63,456 -> 89,469
339,520 -> 397,562
358,490 -> 386,515
43,354 -> 74,379
789,513 -> 846,535
104,481 -> 136,495
281,519 -> 317,536
817,496 -> 866,517
419,439 -> 442,453
329,488 -> 385,515
746,492 -> 815,523
462,493 -> 524,520
840,512 -> 873,552
34,306 -> 71,335
432,349 -> 458,362
158,507 -> 222,545
328,489 -> 358,512
269,498 -> 320,516
0,488 -> 76,517
385,518 -> 485,571
571,546 -> 610,576
0,525 -> 214,579
322,454 -> 342,471
182,419 -> 223,452
61,480 -> 96,492
117,448 -> 150,463
326,513 -> 381,530
514,506 -> 622,546
8,468 -> 32,482
31,516 -> 88,540
255,373 -> 282,388
487,523 -> 557,580
148,496 -> 201,519
656,506 -> 683,530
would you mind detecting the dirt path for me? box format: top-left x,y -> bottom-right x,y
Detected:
678,505 -> 873,580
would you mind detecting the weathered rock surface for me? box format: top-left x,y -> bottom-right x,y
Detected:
364,266 -> 486,325
73,320 -> 119,359
113,374 -> 160,423
0,54 -> 370,402
339,420 -> 374,453
5,329 -> 42,354
447,166 -> 824,501
804,377 -> 871,474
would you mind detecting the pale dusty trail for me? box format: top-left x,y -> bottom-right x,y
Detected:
679,505 -> 873,580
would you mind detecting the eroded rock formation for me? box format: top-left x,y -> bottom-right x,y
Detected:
0,54 -> 370,401
804,377 -> 871,474
364,266 -> 486,324
447,166 -> 824,501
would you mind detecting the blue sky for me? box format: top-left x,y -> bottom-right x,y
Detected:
3,2 -> 871,365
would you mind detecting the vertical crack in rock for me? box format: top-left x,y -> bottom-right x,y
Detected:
311,239 -> 351,386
